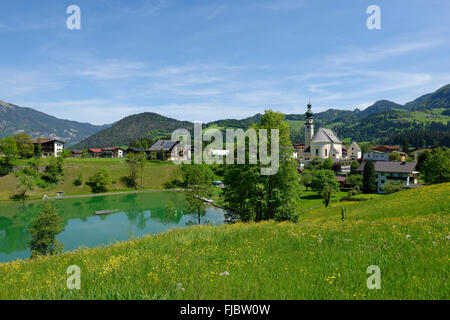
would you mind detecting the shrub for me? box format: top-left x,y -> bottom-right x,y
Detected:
381,181 -> 404,194
73,173 -> 83,187
87,169 -> 111,193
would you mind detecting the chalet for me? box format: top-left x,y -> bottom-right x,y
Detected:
71,150 -> 84,158
33,139 -> 65,158
357,161 -> 419,193
102,147 -> 124,158
88,148 -> 102,158
147,140 -> 187,161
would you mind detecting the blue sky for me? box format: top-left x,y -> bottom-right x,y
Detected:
0,0 -> 449,125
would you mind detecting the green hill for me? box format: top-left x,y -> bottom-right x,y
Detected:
73,113 -> 194,149
1,183 -> 448,300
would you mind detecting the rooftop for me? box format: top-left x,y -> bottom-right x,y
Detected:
371,145 -> 401,152
33,138 -> 65,144
311,127 -> 342,144
148,140 -> 179,151
357,161 -> 418,173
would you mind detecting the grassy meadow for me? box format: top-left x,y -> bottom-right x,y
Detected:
0,183 -> 448,300
0,158 -> 179,201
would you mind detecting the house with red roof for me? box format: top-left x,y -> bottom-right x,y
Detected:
88,148 -> 103,158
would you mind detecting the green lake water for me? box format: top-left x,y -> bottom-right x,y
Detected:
0,192 -> 225,263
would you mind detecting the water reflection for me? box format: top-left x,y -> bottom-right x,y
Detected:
0,192 -> 225,262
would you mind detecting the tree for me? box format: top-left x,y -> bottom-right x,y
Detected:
321,158 -> 333,170
87,169 -> 111,193
346,174 -> 363,190
350,161 -> 360,175
362,160 -> 377,193
60,148 -> 72,158
42,157 -> 64,184
182,164 -> 214,225
416,150 -> 431,172
15,174 -> 36,201
402,139 -> 409,153
359,142 -> 372,154
34,139 -> 43,158
137,152 -> 147,188
0,137 -> 18,175
310,169 -> 339,207
222,110 -> 301,222
300,172 -> 313,190
124,153 -> 139,189
389,151 -> 402,162
14,133 -> 34,159
28,203 -> 63,258
421,148 -> 450,184
321,185 -> 333,207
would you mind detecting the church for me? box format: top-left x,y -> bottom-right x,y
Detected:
303,103 -> 344,161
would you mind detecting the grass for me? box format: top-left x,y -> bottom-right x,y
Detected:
0,183 -> 448,300
0,158 -> 178,201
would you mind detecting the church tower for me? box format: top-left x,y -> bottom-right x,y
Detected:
305,103 -> 314,150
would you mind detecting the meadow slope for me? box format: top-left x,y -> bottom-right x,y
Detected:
0,158 -> 178,201
0,183 -> 448,300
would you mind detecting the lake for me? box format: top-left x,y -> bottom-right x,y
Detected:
0,192 -> 225,263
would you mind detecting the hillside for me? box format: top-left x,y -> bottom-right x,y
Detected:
73,113 -> 194,149
404,84 -> 450,111
0,101 -> 108,146
0,158 -> 178,201
0,183 -> 448,300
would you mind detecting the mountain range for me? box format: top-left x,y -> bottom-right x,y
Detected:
0,101 -> 109,146
0,84 -> 449,148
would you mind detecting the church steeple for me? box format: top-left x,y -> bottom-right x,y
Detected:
305,103 -> 314,150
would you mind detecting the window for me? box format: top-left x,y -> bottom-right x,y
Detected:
316,149 -> 318,156
325,149 -> 328,157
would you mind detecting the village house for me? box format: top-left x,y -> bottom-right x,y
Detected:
147,140 -> 188,161
348,141 -> 362,160
33,139 -> 65,157
292,143 -> 305,160
102,147 -> 124,158
357,161 -> 419,193
363,145 -> 405,161
88,148 -> 102,158
71,150 -> 84,158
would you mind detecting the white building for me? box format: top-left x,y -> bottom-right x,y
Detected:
303,103 -> 344,161
363,150 -> 390,161
349,141 -> 362,160
33,139 -> 65,158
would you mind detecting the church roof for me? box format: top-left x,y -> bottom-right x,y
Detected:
311,128 -> 342,144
